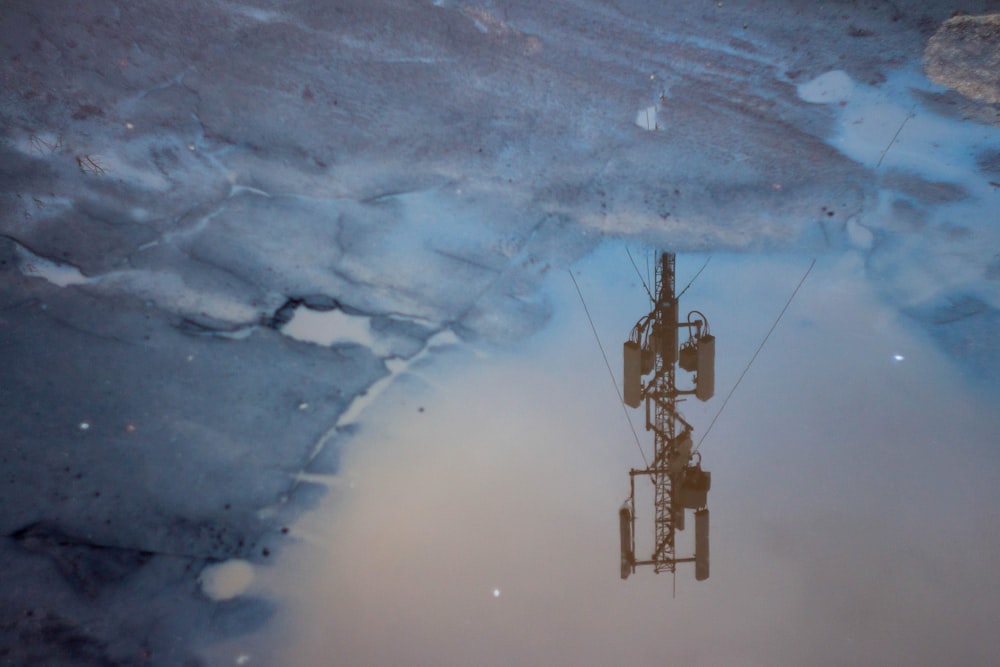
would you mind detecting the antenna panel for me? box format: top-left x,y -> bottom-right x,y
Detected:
619,505 -> 634,580
695,508 -> 710,581
623,341 -> 643,408
695,334 -> 715,401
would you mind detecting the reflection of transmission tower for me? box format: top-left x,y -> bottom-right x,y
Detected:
619,252 -> 715,581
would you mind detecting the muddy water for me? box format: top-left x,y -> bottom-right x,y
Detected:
244,244 -> 1000,667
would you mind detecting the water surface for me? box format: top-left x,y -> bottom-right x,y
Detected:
249,245 -> 1000,666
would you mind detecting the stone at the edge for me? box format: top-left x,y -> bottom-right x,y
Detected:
925,14 -> 1000,105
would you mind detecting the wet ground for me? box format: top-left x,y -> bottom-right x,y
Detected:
1,1 -> 998,665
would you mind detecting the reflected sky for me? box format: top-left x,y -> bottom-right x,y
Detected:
250,244 -> 1000,666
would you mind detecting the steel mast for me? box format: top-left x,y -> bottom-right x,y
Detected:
620,252 -> 715,581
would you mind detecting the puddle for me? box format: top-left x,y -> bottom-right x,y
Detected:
635,105 -> 660,131
280,307 -> 376,349
200,560 -> 257,601
14,242 -> 90,287
797,67 -> 1000,328
802,68 -> 1000,183
796,70 -> 854,104
241,243 -> 1000,666
262,313 -> 463,513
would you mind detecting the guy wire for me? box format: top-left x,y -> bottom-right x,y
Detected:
569,269 -> 650,469
694,258 -> 816,452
